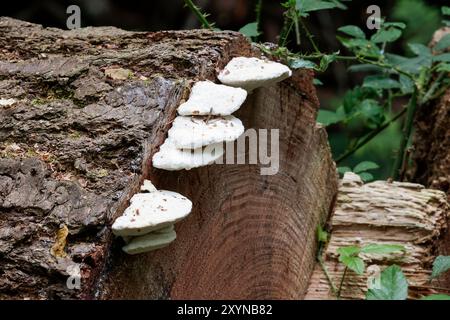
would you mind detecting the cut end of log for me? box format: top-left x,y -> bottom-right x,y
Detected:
305,173 -> 449,300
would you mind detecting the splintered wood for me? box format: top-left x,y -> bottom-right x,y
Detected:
305,172 -> 449,300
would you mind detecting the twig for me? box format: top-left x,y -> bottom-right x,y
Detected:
183,0 -> 213,29
300,18 -> 320,54
318,255 -> 339,297
392,89 -> 418,180
336,108 -> 407,164
337,266 -> 348,299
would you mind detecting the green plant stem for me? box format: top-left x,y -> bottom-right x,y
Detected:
318,255 -> 338,297
337,266 -> 348,299
255,0 -> 263,28
392,89 -> 418,180
336,108 -> 407,164
299,18 -> 320,54
279,19 -> 294,47
184,0 -> 213,29
421,72 -> 446,104
294,14 -> 301,45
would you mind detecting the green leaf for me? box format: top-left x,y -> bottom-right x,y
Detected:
239,22 -> 260,38
288,58 -> 316,69
348,64 -> 383,73
437,63 -> 450,72
399,75 -> 415,94
359,99 -> 385,128
434,53 -> 450,62
313,78 -> 323,85
442,6 -> 450,16
341,86 -> 380,114
338,25 -> 366,39
353,161 -> 380,173
386,53 -> 432,75
366,265 -> 408,300
337,167 -> 352,175
359,172 -> 374,182
421,294 -> 450,300
319,54 -> 337,72
361,244 -> 405,255
338,37 -> 381,58
317,225 -> 328,243
340,256 -> 365,275
317,110 -> 344,126
383,22 -> 406,29
436,34 -> 450,51
371,28 -> 402,43
363,75 -> 401,90
337,246 -> 361,257
408,43 -> 431,57
296,0 -> 340,15
431,256 -> 450,279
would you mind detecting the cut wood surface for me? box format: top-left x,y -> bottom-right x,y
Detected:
0,18 -> 338,299
305,173 -> 449,299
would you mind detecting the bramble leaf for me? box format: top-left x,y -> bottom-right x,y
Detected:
431,256 -> 450,279
353,161 -> 379,173
366,265 -> 408,300
239,22 -> 260,38
338,25 -> 366,39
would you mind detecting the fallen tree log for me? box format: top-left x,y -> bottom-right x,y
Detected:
305,173 -> 449,299
409,27 -> 450,289
0,18 -> 338,299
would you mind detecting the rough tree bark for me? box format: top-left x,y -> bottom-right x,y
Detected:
409,27 -> 450,289
0,18 -> 338,299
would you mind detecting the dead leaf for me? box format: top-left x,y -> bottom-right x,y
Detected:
51,225 -> 69,258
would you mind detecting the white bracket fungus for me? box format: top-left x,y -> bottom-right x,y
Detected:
152,138 -> 224,171
112,189 -> 192,236
122,225 -> 176,255
177,81 -> 247,116
112,180 -> 193,254
218,57 -> 292,91
168,115 -> 244,149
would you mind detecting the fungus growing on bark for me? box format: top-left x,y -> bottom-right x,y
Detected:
168,115 -> 244,149
177,81 -> 247,116
152,138 -> 224,171
112,184 -> 192,237
122,225 -> 177,255
218,57 -> 292,91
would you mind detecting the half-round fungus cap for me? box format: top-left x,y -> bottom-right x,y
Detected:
168,115 -> 244,149
177,81 -> 247,116
152,138 -> 224,171
122,225 -> 176,255
112,190 -> 192,236
218,57 -> 292,91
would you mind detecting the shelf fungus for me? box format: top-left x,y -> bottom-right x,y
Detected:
218,57 -> 292,91
152,138 -> 224,171
177,80 -> 247,116
168,115 -> 244,149
112,180 -> 192,254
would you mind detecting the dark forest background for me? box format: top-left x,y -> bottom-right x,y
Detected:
1,0 -> 447,179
